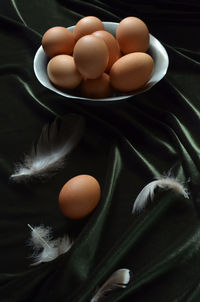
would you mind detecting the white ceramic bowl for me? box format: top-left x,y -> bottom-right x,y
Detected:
33,22 -> 169,102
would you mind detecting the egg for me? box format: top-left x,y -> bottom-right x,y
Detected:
116,17 -> 149,54
80,73 -> 113,98
73,35 -> 109,79
47,54 -> 82,89
73,16 -> 104,41
42,26 -> 75,58
92,30 -> 120,72
58,175 -> 101,219
110,52 -> 154,92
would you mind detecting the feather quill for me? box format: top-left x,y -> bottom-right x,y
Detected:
132,175 -> 189,214
11,113 -> 85,182
28,224 -> 73,265
91,269 -> 131,302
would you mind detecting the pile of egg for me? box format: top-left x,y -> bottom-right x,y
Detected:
42,16 -> 154,99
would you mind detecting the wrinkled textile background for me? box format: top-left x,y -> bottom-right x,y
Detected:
0,1 -> 200,301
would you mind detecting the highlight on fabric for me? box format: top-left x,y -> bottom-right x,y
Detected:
10,113 -> 85,182
28,224 -> 73,265
90,268 -> 131,302
132,175 -> 189,214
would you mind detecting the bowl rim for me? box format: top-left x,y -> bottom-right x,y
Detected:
33,21 -> 169,102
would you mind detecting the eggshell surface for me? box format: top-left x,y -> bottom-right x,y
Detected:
73,16 -> 104,41
73,35 -> 109,79
81,73 -> 113,98
92,30 -> 120,72
58,175 -> 101,219
47,55 -> 82,89
110,52 -> 154,92
116,17 -> 149,54
42,26 -> 75,58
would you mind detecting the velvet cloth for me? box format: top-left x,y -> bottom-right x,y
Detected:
0,1 -> 200,301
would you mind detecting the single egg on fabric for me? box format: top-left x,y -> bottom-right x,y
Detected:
47,54 -> 82,89
42,26 -> 75,58
80,73 -> 113,98
110,52 -> 154,92
116,17 -> 149,54
58,175 -> 101,219
73,16 -> 104,41
73,35 -> 109,79
92,30 -> 120,72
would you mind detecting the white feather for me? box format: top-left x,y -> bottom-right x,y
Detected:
91,269 -> 131,302
11,113 -> 85,182
28,224 -> 52,250
132,176 -> 189,214
28,224 -> 73,265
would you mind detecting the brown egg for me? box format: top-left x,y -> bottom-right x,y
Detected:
58,175 -> 101,219
47,54 -> 82,89
116,17 -> 149,54
73,16 -> 104,41
110,52 -> 154,92
42,26 -> 75,58
73,35 -> 109,79
92,30 -> 120,72
81,73 -> 113,98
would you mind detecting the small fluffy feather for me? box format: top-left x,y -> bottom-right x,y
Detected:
28,224 -> 73,265
11,113 -> 85,182
91,269 -> 131,302
28,224 -> 52,250
132,176 -> 189,214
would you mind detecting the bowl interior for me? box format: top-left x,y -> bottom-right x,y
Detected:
33,22 -> 169,102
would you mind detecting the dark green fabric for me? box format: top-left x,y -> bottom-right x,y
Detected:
0,0 -> 200,301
